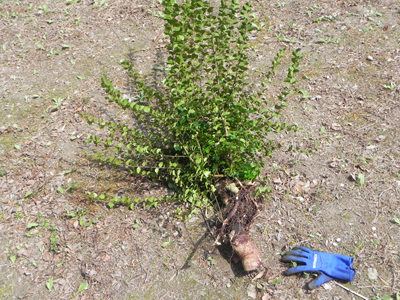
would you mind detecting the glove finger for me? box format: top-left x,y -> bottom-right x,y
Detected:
282,250 -> 309,259
292,246 -> 311,253
307,273 -> 334,290
281,254 -> 309,265
283,265 -> 313,276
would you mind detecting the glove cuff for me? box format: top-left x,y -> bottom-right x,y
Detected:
331,255 -> 355,281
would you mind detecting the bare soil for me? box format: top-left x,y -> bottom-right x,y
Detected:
1,0 -> 399,299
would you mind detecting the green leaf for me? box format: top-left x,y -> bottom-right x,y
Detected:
161,239 -> 173,248
46,278 -> 54,291
27,223 -> 40,229
357,173 -> 365,186
271,278 -> 282,285
78,282 -> 88,292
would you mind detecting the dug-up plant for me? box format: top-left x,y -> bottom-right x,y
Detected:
84,0 -> 302,272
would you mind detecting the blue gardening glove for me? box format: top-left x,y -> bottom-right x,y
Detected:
281,246 -> 355,290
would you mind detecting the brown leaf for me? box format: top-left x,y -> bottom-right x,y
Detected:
42,251 -> 53,262
102,255 -> 111,262
262,293 -> 271,300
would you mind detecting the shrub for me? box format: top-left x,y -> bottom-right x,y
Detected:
84,0 -> 301,215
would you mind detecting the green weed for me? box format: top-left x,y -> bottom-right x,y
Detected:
383,82 -> 396,90
57,182 -> 78,194
93,0 -> 106,8
49,227 -> 60,252
50,97 -> 64,111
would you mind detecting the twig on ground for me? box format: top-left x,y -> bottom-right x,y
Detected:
333,281 -> 369,300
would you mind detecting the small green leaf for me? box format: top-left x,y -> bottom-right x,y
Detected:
271,278 -> 282,285
46,278 -> 54,291
10,255 -> 16,263
161,239 -> 173,248
78,282 -> 88,292
207,256 -> 216,265
37,43 -> 45,50
27,223 -> 40,229
357,173 -> 365,186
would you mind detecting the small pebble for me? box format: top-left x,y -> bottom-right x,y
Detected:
247,284 -> 257,299
323,282 -> 333,290
376,135 -> 386,141
368,268 -> 378,280
367,56 -> 373,61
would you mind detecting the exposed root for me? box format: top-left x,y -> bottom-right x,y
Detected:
230,230 -> 262,271
214,180 -> 265,272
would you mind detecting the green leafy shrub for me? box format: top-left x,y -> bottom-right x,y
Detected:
84,0 -> 302,213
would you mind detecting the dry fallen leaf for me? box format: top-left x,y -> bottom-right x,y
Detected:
102,255 -> 111,262
42,250 -> 53,262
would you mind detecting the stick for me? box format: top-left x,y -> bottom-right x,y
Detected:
333,281 -> 369,300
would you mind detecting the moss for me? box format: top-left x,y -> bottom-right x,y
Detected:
0,135 -> 23,151
0,284 -> 13,300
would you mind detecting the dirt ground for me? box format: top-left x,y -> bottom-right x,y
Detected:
1,0 -> 400,299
